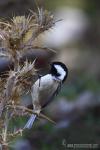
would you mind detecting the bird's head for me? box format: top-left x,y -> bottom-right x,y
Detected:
50,61 -> 68,82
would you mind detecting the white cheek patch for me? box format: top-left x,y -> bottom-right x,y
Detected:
54,65 -> 66,81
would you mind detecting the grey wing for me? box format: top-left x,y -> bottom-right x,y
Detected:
42,82 -> 62,108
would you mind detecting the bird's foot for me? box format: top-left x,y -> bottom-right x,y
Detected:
34,109 -> 41,116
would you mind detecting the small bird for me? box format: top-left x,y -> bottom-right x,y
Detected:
24,61 -> 68,129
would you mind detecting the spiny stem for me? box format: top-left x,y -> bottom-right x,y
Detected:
3,109 -> 9,143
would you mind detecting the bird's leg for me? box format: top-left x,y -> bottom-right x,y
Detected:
33,101 -> 41,116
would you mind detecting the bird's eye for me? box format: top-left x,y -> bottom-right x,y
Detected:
56,72 -> 60,76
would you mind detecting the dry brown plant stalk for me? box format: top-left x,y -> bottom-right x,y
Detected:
0,8 -> 55,149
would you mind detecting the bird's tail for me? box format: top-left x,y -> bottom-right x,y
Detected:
24,114 -> 36,129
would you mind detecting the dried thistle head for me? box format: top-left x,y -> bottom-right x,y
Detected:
8,16 -> 34,49
15,60 -> 37,94
30,8 -> 54,31
17,60 -> 36,79
0,9 -> 54,59
3,60 -> 36,105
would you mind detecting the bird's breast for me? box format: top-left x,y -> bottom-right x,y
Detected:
31,74 -> 59,107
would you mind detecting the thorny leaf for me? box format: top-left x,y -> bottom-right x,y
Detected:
4,60 -> 36,104
16,60 -> 37,93
17,60 -> 36,79
30,8 -> 54,31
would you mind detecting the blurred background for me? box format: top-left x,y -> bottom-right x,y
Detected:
0,0 -> 100,149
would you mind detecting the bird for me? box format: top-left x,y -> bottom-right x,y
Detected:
24,61 -> 68,129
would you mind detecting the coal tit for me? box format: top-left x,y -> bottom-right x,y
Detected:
24,61 -> 68,129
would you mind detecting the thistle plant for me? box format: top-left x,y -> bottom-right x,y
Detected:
0,8 -> 55,149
